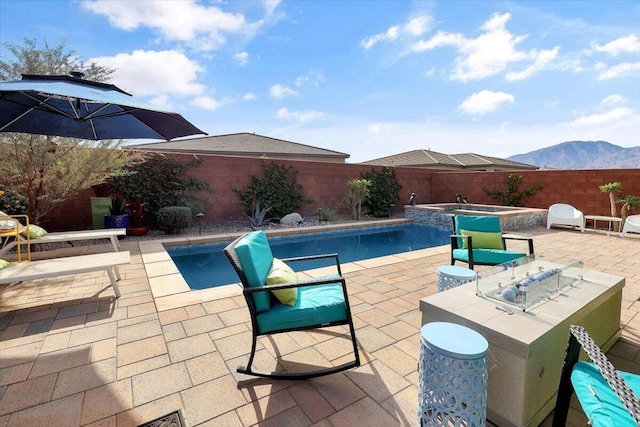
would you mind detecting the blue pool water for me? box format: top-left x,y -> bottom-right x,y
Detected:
168,223 -> 450,290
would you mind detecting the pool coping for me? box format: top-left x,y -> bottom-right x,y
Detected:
139,218 -> 450,311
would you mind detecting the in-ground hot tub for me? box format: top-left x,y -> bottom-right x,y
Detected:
405,203 -> 547,231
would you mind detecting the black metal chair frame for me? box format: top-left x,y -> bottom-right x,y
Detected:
552,325 -> 640,426
223,233 -> 360,380
450,216 -> 535,270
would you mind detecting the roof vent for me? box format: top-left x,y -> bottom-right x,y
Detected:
69,71 -> 85,79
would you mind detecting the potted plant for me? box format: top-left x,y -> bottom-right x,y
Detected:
104,197 -> 130,229
126,200 -> 149,236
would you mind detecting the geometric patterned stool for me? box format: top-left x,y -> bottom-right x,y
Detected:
437,265 -> 476,292
419,322 -> 488,427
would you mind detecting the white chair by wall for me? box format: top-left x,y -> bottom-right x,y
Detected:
621,215 -> 640,237
547,203 -> 585,232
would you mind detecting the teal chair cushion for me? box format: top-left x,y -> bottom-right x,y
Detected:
571,361 -> 640,426
256,275 -> 347,334
235,231 -> 273,312
454,215 -> 504,249
453,248 -> 525,265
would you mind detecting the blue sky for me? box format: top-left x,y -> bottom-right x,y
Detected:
1,0 -> 639,162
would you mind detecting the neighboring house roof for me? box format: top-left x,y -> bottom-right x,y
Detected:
362,149 -> 538,171
126,132 -> 350,161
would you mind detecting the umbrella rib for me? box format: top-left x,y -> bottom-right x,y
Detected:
21,92 -> 76,119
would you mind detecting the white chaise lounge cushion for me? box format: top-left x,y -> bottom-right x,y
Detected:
547,203 -> 585,232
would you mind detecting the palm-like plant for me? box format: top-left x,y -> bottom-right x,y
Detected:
599,182 -> 622,218
619,195 -> 640,228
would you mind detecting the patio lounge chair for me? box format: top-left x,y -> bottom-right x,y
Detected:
223,230 -> 360,380
621,215 -> 640,237
552,325 -> 640,426
451,215 -> 534,270
0,227 -> 126,258
0,251 -> 130,298
547,203 -> 585,232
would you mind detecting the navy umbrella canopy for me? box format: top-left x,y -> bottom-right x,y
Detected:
0,73 -> 206,141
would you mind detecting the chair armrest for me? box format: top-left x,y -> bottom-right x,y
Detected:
450,234 -> 471,250
502,234 -> 534,254
282,253 -> 342,276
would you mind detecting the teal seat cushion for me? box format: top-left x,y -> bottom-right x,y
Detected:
453,248 -> 525,265
235,231 -> 273,312
571,361 -> 640,426
256,276 -> 347,334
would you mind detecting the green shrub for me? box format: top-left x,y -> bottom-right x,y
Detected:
317,207 -> 337,222
483,174 -> 544,207
235,159 -> 312,219
0,186 -> 28,216
362,167 -> 402,218
107,154 -> 211,223
157,206 -> 192,234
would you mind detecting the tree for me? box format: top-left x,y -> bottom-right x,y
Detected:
619,194 -> 640,227
344,179 -> 371,220
483,173 -> 544,207
0,38 -> 134,224
362,167 -> 402,218
599,182 -> 622,218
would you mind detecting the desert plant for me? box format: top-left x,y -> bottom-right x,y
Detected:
362,167 -> 402,218
599,182 -> 622,218
317,207 -> 337,222
157,206 -> 192,234
234,159 -> 312,219
483,173 -> 544,206
244,201 -> 273,229
619,194 -> 640,226
343,179 -> 371,220
108,197 -> 127,215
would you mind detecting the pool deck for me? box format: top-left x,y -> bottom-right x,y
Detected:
0,224 -> 639,426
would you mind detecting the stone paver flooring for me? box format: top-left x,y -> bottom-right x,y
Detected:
0,226 -> 639,426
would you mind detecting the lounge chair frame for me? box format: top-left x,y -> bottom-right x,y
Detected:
224,233 -> 360,380
553,325 -> 640,426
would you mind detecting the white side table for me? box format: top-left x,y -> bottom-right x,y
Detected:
419,322 -> 488,426
437,265 -> 476,292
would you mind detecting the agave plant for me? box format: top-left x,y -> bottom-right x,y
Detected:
244,201 -> 273,230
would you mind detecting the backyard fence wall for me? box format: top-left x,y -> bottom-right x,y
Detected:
42,152 -> 640,231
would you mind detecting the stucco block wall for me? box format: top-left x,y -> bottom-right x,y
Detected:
40,153 -> 639,231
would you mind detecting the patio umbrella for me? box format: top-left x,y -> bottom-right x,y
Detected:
0,73 -> 206,141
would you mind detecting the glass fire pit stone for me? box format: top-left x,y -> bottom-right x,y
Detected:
476,255 -> 585,312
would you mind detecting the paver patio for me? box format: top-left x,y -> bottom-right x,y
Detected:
0,225 -> 638,427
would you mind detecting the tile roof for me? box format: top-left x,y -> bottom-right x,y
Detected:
362,149 -> 537,170
126,132 -> 349,160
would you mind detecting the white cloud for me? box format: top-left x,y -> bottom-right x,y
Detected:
565,107 -> 633,126
368,123 -> 391,134
269,84 -> 298,98
361,14 -> 433,49
243,92 -> 257,101
89,50 -> 205,97
147,94 -> 171,110
80,0 -> 261,51
592,34 -> 640,56
459,90 -> 514,116
190,96 -> 222,110
410,13 -> 558,82
263,0 -> 282,15
601,94 -> 625,106
233,51 -> 249,66
295,70 -> 326,87
597,62 -> 640,80
276,108 -> 324,122
506,47 -> 560,81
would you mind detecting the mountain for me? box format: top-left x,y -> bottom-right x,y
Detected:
507,141 -> 640,169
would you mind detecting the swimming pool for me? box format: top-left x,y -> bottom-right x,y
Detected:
167,223 -> 450,290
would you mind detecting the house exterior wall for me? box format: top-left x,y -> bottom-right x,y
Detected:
41,153 -> 640,231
